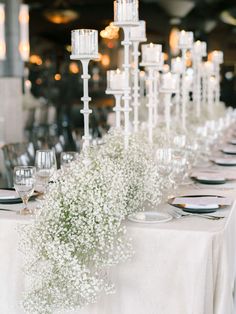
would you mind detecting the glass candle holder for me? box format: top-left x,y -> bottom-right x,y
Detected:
204,61 -> 214,75
184,73 -> 193,90
141,43 -> 162,64
160,72 -> 178,92
209,50 -> 223,64
130,20 -> 146,41
71,29 -> 98,57
107,69 -> 126,91
171,57 -> 184,74
193,40 -> 207,57
114,0 -> 139,23
178,30 -> 193,49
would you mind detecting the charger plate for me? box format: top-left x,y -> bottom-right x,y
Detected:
168,195 -> 228,214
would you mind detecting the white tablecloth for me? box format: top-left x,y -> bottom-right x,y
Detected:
0,187 -> 236,314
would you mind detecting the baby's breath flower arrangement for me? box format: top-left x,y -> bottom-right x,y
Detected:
20,130 -> 161,314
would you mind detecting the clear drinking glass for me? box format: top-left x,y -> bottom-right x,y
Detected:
156,148 -> 174,201
14,166 -> 36,215
60,151 -> 79,168
35,150 -> 57,193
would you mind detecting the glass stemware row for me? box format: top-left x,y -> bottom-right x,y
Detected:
14,150 -> 79,215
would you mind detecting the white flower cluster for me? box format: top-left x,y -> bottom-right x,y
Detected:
20,130 -> 161,314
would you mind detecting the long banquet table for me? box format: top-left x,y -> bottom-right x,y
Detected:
0,183 -> 236,314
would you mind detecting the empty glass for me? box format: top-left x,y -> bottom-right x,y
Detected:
35,150 -> 57,193
14,166 -> 36,215
60,151 -> 79,168
156,148 -> 174,201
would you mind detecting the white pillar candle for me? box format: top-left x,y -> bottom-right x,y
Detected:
141,43 -> 162,64
193,40 -> 201,55
171,57 -> 184,74
210,50 -> 223,64
107,69 -> 125,90
71,29 -> 98,57
204,61 -> 214,76
178,30 -> 193,49
193,40 -> 207,58
209,76 -> 217,89
114,0 -> 139,23
184,74 -> 193,91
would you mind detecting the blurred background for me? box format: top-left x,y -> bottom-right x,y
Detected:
0,0 -> 235,186
22,0 -> 236,141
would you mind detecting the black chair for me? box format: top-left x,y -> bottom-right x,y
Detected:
1,142 -> 35,187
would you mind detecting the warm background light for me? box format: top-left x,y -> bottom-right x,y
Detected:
29,54 -> 42,65
19,4 -> 30,61
69,62 -> 79,74
0,4 -> 5,60
100,22 -> 119,39
54,73 -> 61,81
169,27 -> 180,56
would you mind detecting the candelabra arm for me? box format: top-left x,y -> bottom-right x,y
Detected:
121,26 -> 132,149
81,59 -> 92,149
132,41 -> 140,132
181,48 -> 187,131
147,67 -> 155,144
114,94 -> 122,129
153,71 -> 159,126
163,93 -> 172,133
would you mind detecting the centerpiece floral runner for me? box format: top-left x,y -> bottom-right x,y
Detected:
20,131 -> 161,314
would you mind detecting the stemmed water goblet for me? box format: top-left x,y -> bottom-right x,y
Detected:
14,166 -> 36,215
35,149 -> 57,193
156,148 -> 175,201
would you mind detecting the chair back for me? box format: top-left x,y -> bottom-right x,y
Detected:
1,142 -> 35,187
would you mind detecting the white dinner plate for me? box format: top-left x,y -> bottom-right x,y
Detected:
192,175 -> 226,185
128,211 -> 172,224
168,195 -> 229,213
229,139 -> 236,145
222,147 -> 236,155
213,158 -> 236,166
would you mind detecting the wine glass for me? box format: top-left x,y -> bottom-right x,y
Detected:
156,148 -> 174,201
14,166 -> 36,215
35,149 -> 57,193
60,151 -> 79,169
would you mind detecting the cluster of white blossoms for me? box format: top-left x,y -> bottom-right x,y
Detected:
20,130 -> 161,314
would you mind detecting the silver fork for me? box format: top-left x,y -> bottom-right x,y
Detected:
171,208 -> 225,220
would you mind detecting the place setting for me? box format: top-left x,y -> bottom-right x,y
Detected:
168,194 -> 231,218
